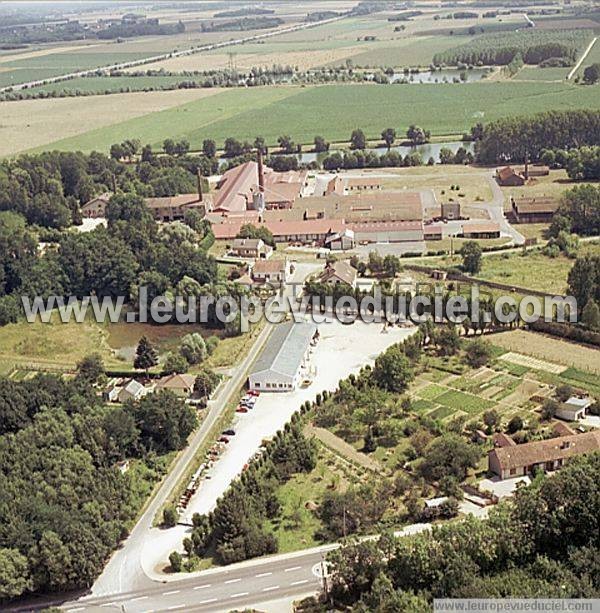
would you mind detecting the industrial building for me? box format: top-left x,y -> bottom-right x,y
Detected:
248,321 -> 318,392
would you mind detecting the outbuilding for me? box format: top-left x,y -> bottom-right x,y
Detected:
248,321 -> 318,392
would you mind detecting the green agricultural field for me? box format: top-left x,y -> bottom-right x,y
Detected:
34,80 -> 600,154
25,75 -> 196,95
436,389 -> 495,414
0,50 -> 155,88
339,35 -> 464,68
513,66 -> 570,82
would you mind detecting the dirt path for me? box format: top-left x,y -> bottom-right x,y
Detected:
305,424 -> 381,471
568,36 -> 598,80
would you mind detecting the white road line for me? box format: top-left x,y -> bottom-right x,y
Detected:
255,572 -> 272,577
262,585 -> 280,592
291,579 -> 309,586
193,584 -> 211,590
224,578 -> 241,584
167,606 -> 185,611
66,608 -> 85,612
199,598 -> 218,604
230,592 -> 249,598
100,604 -> 116,608
162,590 -> 180,596
284,566 -> 302,572
130,596 -> 148,602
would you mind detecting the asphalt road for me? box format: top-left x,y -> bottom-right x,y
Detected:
91,321 -> 274,597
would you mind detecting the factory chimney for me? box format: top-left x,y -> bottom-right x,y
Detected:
196,171 -> 203,202
257,147 -> 265,193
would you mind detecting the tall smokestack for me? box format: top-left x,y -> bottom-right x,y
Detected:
196,171 -> 203,202
257,147 -> 264,193
524,150 -> 529,180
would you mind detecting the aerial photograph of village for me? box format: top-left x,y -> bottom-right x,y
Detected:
0,0 -> 599,611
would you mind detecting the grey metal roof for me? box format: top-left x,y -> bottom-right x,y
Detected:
251,321 -> 317,379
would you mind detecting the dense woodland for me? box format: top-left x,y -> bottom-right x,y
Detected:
319,453 -> 600,610
473,110 -> 600,164
433,28 -> 590,66
0,369 -> 197,601
0,148 -> 221,326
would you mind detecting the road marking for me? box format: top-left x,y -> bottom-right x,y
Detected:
162,590 -> 180,596
262,585 -> 280,592
199,598 -> 217,604
100,604 -> 116,608
230,592 -> 249,598
255,572 -> 272,577
193,584 -> 211,590
224,578 -> 241,584
66,608 -> 85,612
130,596 -> 148,602
291,579 -> 309,586
284,566 -> 302,572
167,606 -> 185,611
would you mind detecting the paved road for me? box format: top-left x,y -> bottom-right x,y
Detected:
568,36 -> 598,80
0,17 -> 344,93
91,322 -> 274,597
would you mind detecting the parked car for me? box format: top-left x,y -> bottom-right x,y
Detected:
236,406 -> 248,413
248,390 -> 260,397
222,429 -> 236,436
218,436 -> 230,444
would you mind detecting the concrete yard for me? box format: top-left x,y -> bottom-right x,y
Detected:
141,319 -> 416,578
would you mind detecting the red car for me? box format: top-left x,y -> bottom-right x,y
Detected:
236,406 -> 248,413
248,390 -> 260,397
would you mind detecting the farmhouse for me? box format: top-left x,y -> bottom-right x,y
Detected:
118,379 -> 147,403
496,166 -> 525,187
488,430 -> 600,479
230,238 -> 273,259
251,258 -> 290,286
81,192 -> 112,218
155,373 -> 196,398
556,396 -> 593,422
510,196 -> 560,223
248,321 -> 318,392
145,193 -> 206,222
318,260 -> 357,288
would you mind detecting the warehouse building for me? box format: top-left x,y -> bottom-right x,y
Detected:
248,321 -> 318,392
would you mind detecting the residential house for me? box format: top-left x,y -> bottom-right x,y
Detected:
230,238 -> 273,259
496,166 -> 526,187
318,260 -> 357,288
81,192 -> 112,218
156,373 -> 196,398
117,379 -> 147,403
251,258 -> 290,286
488,430 -> 600,479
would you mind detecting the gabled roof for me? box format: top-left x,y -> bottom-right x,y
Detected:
250,321 -> 317,379
122,379 -> 145,395
497,166 -> 523,181
512,196 -> 559,214
156,373 -> 195,390
232,238 -> 263,250
490,430 -> 600,471
461,221 -> 501,234
253,259 -> 286,275
145,194 -> 203,209
319,260 -> 357,286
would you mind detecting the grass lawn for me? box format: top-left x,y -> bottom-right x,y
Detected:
513,66 -> 569,82
33,80 -> 600,154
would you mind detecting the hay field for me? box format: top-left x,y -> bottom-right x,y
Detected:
0,88 -> 221,157
25,80 -> 600,155
494,330 -> 600,375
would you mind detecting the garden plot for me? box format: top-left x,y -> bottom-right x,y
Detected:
499,352 -> 566,375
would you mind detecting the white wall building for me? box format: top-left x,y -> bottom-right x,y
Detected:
248,321 -> 317,392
